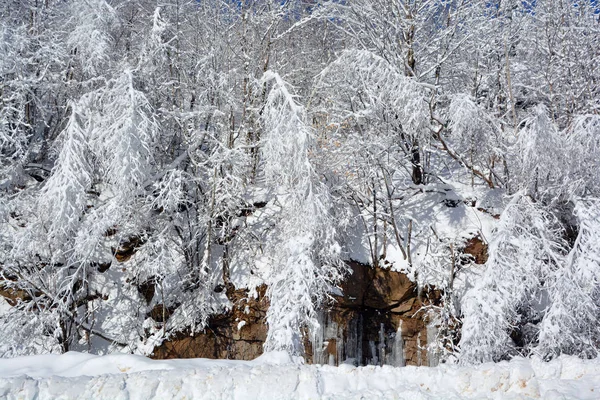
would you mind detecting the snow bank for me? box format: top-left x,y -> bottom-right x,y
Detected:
0,352 -> 598,399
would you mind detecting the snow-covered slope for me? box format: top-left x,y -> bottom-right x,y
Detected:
0,352 -> 598,399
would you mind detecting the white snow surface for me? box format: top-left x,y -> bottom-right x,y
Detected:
0,352 -> 599,399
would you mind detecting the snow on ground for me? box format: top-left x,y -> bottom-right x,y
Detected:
0,352 -> 599,399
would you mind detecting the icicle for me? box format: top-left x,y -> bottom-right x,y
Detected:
357,314 -> 363,365
344,317 -> 358,365
369,340 -> 377,365
392,321 -> 405,367
311,312 -> 345,365
378,322 -> 386,366
417,331 -> 422,367
427,322 -> 440,367
336,333 -> 344,366
325,315 -> 339,365
311,311 -> 325,364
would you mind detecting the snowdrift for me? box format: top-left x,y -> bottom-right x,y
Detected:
0,352 -> 598,399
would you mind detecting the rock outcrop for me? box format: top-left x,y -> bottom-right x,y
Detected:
463,235 -> 488,265
152,262 -> 439,367
153,285 -> 269,361
306,261 -> 439,367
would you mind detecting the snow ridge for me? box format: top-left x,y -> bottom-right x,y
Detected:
0,352 -> 598,399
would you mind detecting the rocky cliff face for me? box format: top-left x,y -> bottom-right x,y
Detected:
152,261 -> 441,367
0,234 -> 488,365
153,285 -> 269,360
306,261 -> 440,367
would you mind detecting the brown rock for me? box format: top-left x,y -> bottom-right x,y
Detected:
464,236 -> 489,264
337,260 -> 373,306
152,285 -> 269,361
0,285 -> 31,306
337,261 -> 417,309
113,236 -> 145,262
153,333 -> 219,359
364,267 -> 416,309
148,304 -> 173,323
137,277 -> 156,304
326,338 -> 337,359
390,298 -> 415,314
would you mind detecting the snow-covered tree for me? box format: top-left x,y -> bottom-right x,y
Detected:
510,105 -> 571,202
538,198 -> 600,358
67,0 -> 115,77
459,193 -> 565,364
37,100 -> 93,251
1,0 -> 600,365
260,71 -> 344,354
